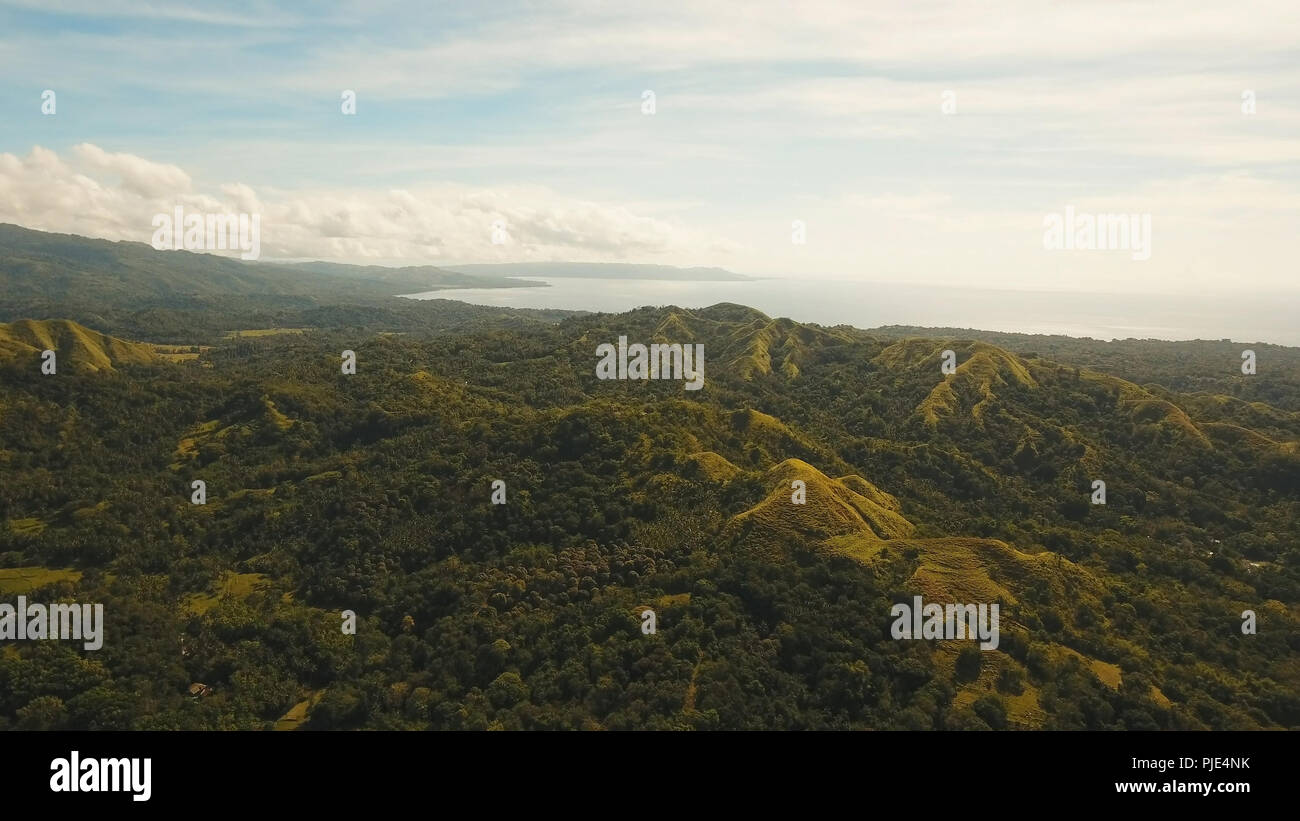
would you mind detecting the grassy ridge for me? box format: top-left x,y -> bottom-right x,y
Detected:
0,297 -> 1296,730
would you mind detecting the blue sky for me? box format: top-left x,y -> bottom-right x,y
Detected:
2,0 -> 1298,294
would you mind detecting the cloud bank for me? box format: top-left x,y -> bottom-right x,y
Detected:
0,144 -> 734,266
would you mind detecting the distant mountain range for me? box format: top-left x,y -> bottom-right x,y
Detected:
0,224 -> 534,310
446,262 -> 754,281
1,223 -> 1299,732
279,261 -> 543,292
0,226 -> 754,319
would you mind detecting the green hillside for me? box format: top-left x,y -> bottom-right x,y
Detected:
0,291 -> 1297,731
0,224 -> 567,343
0,223 -> 531,304
0,318 -> 156,372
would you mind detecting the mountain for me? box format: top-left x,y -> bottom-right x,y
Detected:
0,318 -> 155,372
0,223 -> 534,310
723,458 -> 914,558
1,289 -> 1298,730
0,223 -> 361,302
0,224 -> 582,343
446,262 -> 754,281
724,315 -> 856,379
280,261 -> 541,291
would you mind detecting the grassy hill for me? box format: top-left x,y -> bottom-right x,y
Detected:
0,318 -> 156,372
0,255 -> 1297,730
724,458 -> 914,558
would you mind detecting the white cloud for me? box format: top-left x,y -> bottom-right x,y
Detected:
0,144 -> 736,266
712,174 -> 1300,293
2,144 -> 1296,294
2,2 -> 1298,295
269,0 -> 1300,98
72,143 -> 192,198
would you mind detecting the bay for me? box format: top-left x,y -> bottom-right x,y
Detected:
404,277 -> 1300,347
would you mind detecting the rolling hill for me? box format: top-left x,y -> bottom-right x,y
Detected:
0,318 -> 155,372
0,238 -> 1297,730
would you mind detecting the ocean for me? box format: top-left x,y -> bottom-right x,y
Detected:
404,277 -> 1300,347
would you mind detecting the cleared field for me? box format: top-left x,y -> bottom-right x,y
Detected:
224,328 -> 309,339
0,566 -> 82,594
7,517 -> 46,536
146,343 -> 212,362
1053,644 -> 1124,691
184,572 -> 271,615
274,689 -> 324,731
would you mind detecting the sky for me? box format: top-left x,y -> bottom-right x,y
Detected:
0,0 -> 1298,295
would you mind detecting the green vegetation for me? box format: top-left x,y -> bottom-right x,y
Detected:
0,566 -> 82,595
183,572 -> 271,616
0,319 -> 156,372
0,223 -> 578,345
224,328 -> 310,339
0,290 -> 1297,730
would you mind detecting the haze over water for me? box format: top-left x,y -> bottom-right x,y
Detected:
407,277 -> 1300,347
